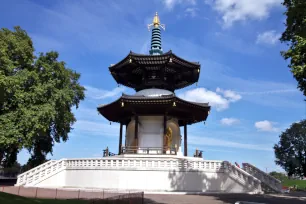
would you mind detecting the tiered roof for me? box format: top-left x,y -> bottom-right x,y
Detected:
109,50 -> 200,92
98,93 -> 210,126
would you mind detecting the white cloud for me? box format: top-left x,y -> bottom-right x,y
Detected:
185,8 -> 198,17
163,0 -> 196,10
220,118 -> 240,126
255,120 -> 279,132
205,0 -> 282,27
216,87 -> 241,102
85,86 -> 125,100
189,135 -> 272,151
238,89 -> 298,95
256,30 -> 281,45
178,87 -> 241,111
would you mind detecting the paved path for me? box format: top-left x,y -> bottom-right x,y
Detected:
144,193 -> 306,204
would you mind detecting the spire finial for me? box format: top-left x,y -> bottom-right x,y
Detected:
148,12 -> 165,55
148,12 -> 165,31
153,12 -> 160,27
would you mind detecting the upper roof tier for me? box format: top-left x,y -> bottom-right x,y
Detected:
109,50 -> 201,92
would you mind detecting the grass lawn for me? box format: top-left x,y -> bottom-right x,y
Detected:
0,192 -> 90,204
282,179 -> 306,189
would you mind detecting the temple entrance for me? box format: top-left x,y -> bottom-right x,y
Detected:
138,116 -> 163,154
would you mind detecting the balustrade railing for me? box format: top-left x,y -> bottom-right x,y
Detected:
121,146 -> 177,155
242,163 -> 281,192
16,160 -> 65,186
65,158 -> 224,171
223,161 -> 262,192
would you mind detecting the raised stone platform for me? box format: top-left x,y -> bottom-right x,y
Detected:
14,155 -> 270,194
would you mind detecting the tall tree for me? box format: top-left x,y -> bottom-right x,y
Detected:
0,27 -> 85,168
280,0 -> 306,96
274,120 -> 306,177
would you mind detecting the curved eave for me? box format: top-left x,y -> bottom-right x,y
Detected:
97,94 -> 210,126
170,52 -> 200,67
109,50 -> 200,71
108,51 -> 201,91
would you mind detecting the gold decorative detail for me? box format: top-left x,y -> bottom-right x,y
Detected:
153,12 -> 160,27
197,68 -> 200,73
129,58 -> 132,63
164,127 -> 173,151
121,101 -> 124,107
173,101 -> 176,107
148,12 -> 165,31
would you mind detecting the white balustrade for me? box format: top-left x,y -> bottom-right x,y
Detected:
16,159 -> 66,186
223,161 -> 262,192
65,158 -> 226,172
16,160 -> 57,186
242,163 -> 281,192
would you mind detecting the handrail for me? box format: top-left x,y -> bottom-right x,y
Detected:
121,146 -> 177,155
243,163 -> 281,183
17,160 -> 56,178
16,159 -> 66,186
242,163 -> 281,192
224,161 -> 262,193
225,162 -> 261,182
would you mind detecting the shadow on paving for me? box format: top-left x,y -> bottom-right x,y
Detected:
208,193 -> 306,204
143,198 -> 167,204
144,193 -> 306,204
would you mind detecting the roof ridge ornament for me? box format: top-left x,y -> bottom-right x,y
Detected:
148,12 -> 165,56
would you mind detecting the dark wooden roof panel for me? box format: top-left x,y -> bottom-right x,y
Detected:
98,94 -> 210,126
108,51 -> 201,91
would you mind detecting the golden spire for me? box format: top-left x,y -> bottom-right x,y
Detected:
148,12 -> 165,31
153,12 -> 160,27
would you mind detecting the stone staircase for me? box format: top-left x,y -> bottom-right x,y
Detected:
242,163 -> 282,193
15,159 -> 66,187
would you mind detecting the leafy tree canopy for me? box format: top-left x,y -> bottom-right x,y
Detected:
274,120 -> 306,177
0,26 -> 85,168
269,171 -> 288,182
280,0 -> 306,96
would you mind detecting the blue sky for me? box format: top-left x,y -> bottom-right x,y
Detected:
1,0 -> 305,172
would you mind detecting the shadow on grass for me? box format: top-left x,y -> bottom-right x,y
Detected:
0,191 -> 89,204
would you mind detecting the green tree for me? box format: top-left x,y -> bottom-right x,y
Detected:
269,171 -> 288,182
280,0 -> 306,96
0,26 -> 85,168
274,120 -> 306,177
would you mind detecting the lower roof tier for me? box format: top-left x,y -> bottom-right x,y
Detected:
97,93 -> 210,126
